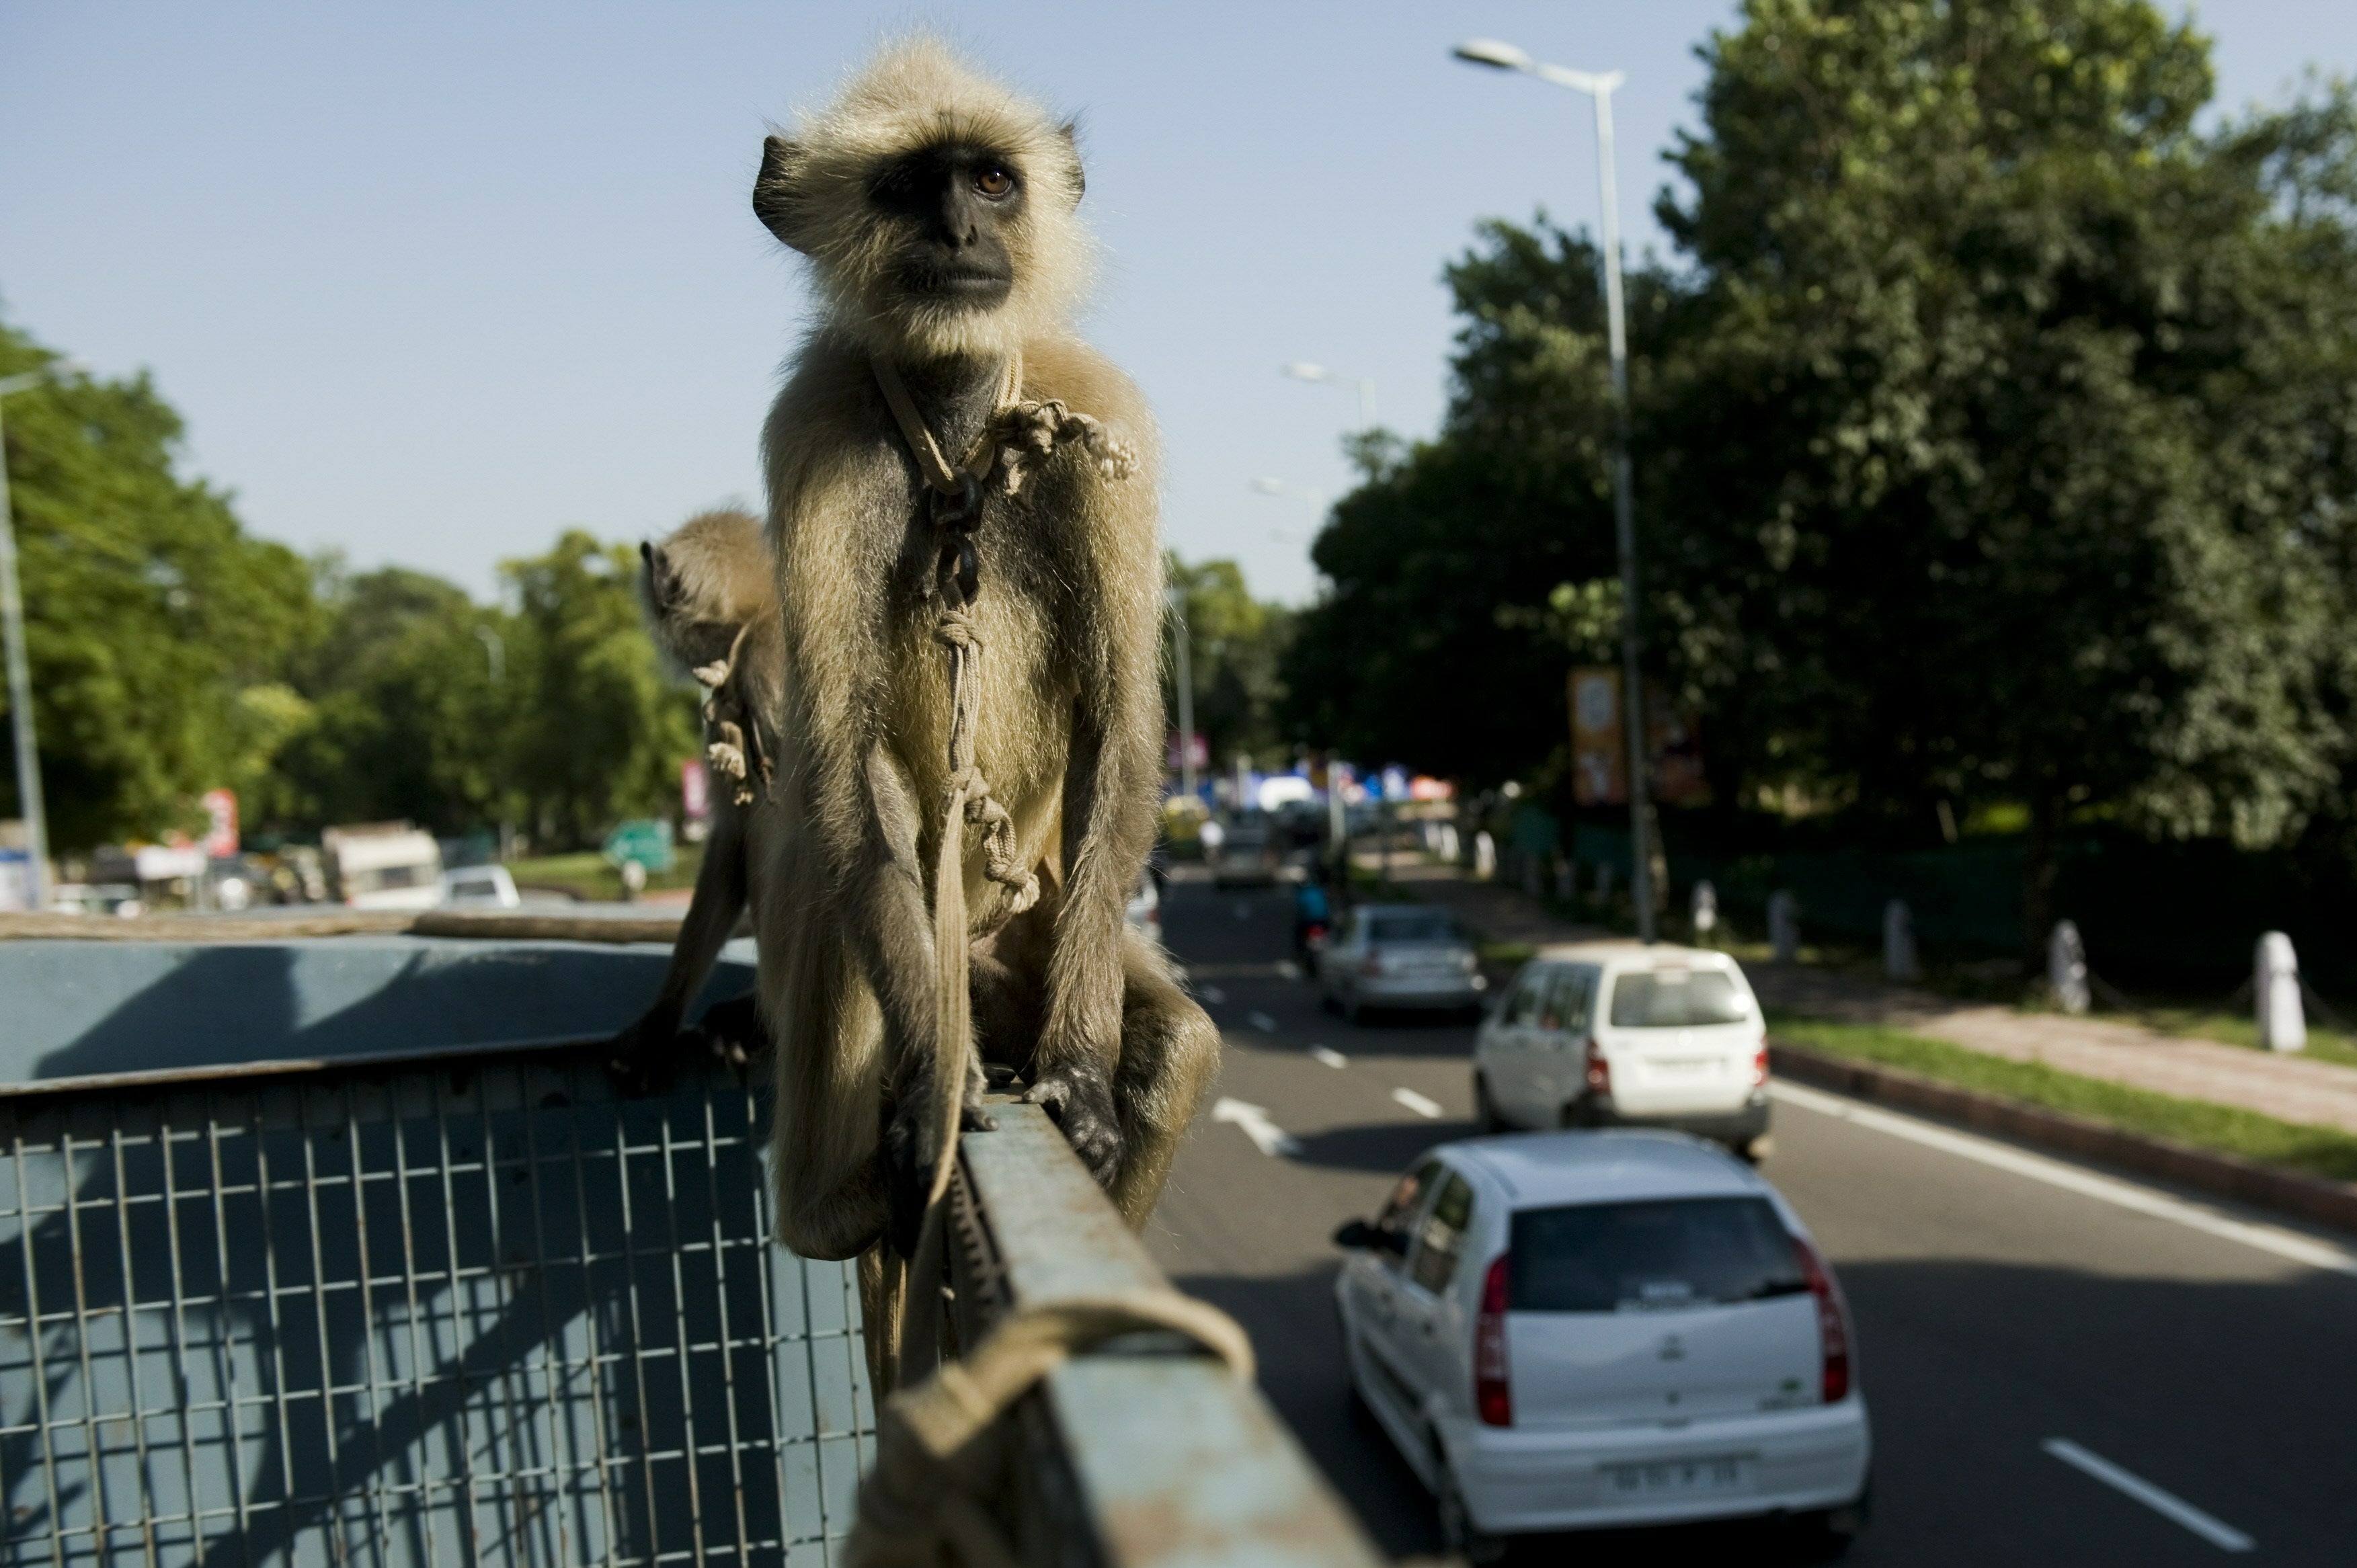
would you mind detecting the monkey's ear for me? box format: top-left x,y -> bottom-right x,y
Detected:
752,134 -> 815,252
1058,118 -> 1086,208
641,541 -> 680,612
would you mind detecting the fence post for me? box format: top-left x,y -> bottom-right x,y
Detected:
1472,831 -> 1496,881
2048,920 -> 2090,1015
1883,899 -> 1920,982
2257,932 -> 2307,1053
1768,889 -> 1798,965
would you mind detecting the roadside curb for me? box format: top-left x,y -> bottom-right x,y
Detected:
1769,1042 -> 2357,1239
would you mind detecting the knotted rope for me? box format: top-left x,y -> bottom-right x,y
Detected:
868,349 -> 1142,1390
844,1290 -> 1254,1568
692,622 -> 769,806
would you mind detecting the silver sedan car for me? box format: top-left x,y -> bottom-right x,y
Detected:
1318,905 -> 1486,1023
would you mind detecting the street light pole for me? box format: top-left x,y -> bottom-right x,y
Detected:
1166,587 -> 1197,802
0,364 -> 73,913
1281,362 -> 1377,425
1453,38 -> 1656,941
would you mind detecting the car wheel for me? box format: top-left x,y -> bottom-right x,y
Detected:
1474,1076 -> 1503,1134
1435,1457 -> 1504,1565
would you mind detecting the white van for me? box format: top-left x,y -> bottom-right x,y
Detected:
321,824 -> 445,911
1474,943 -> 1769,1157
1334,1132 -> 1868,1557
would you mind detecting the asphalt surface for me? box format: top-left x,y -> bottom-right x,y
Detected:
1142,872 -> 2357,1566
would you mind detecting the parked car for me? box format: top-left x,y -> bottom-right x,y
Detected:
1474,943 -> 1771,1159
322,823 -> 445,911
441,864 -> 522,908
1333,1131 -> 1868,1559
1318,905 -> 1484,1022
1209,817 -> 1279,889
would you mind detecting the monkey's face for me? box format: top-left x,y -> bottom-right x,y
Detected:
869,143 -> 1024,317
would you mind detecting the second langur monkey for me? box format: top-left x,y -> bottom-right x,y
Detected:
607,508 -> 783,1094
750,38 -> 1220,1266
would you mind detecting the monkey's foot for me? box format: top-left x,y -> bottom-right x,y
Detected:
1019,1064 -> 1124,1192
883,1059 -> 998,1256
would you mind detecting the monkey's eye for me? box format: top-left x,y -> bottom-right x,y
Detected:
974,164 -> 1014,198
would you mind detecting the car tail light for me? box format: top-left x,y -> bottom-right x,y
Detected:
1474,1254 -> 1512,1427
1305,921 -> 1328,946
1752,1041 -> 1770,1088
1792,1233 -> 1851,1403
1583,1039 -> 1610,1094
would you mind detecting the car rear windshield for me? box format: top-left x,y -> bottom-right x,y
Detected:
1509,1197 -> 1805,1313
1607,968 -> 1750,1027
1367,913 -> 1464,944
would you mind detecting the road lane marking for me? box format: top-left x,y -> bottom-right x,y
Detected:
2041,1439 -> 2253,1552
1212,1098 -> 1302,1157
1391,1087 -> 1443,1120
1310,1047 -> 1349,1070
1771,1080 -> 2357,1277
1248,1011 -> 1279,1032
1199,985 -> 1227,1005
1276,960 -> 1302,979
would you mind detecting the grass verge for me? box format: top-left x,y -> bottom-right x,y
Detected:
1770,1016 -> 2357,1186
507,845 -> 703,901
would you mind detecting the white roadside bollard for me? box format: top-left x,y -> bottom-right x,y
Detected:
1691,880 -> 1718,942
1767,890 -> 1798,965
1439,823 -> 1460,864
2048,920 -> 2090,1015
1472,831 -> 1496,881
2257,931 -> 2306,1053
1883,898 -> 1920,982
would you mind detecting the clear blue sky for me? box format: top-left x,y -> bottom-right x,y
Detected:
4,2 -> 2350,604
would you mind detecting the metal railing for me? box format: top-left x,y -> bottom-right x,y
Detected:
0,981 -> 1380,1568
0,1044 -> 869,1567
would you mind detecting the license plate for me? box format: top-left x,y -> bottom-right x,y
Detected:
1651,1057 -> 1716,1075
1603,1456 -> 1751,1498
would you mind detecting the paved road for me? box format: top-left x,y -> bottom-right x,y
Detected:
1143,874 -> 2357,1565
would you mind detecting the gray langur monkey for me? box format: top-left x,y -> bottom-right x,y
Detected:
607,507 -> 785,1094
748,38 -> 1220,1270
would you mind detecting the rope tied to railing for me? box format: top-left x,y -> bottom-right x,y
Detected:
844,1290 -> 1256,1568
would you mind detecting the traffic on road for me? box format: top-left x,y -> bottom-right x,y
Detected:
1146,870 -> 2357,1565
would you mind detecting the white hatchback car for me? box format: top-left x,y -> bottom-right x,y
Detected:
1475,944 -> 1770,1158
1334,1132 -> 1869,1557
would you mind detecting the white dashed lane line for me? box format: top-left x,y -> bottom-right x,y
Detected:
1211,1097 -> 1302,1157
2041,1439 -> 2253,1553
1199,985 -> 1227,1005
1248,1011 -> 1279,1033
1390,1087 -> 1444,1120
1310,1047 -> 1349,1070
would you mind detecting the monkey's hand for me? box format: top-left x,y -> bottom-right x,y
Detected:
606,1013 -> 686,1099
883,1051 -> 998,1257
1019,1063 -> 1124,1192
686,995 -> 767,1083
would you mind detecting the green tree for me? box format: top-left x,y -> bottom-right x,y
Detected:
1168,554 -> 1293,772
267,564 -> 518,835
503,530 -> 701,850
1281,223 -> 1686,786
1653,0 -> 2357,951
0,321 -> 319,850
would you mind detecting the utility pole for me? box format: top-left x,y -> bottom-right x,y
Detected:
0,363 -> 75,913
1166,588 -> 1197,802
1453,39 -> 1656,940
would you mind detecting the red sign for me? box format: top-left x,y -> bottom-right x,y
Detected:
200,789 -> 239,858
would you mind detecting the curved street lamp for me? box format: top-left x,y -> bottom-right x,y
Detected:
1452,38 -> 1655,942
